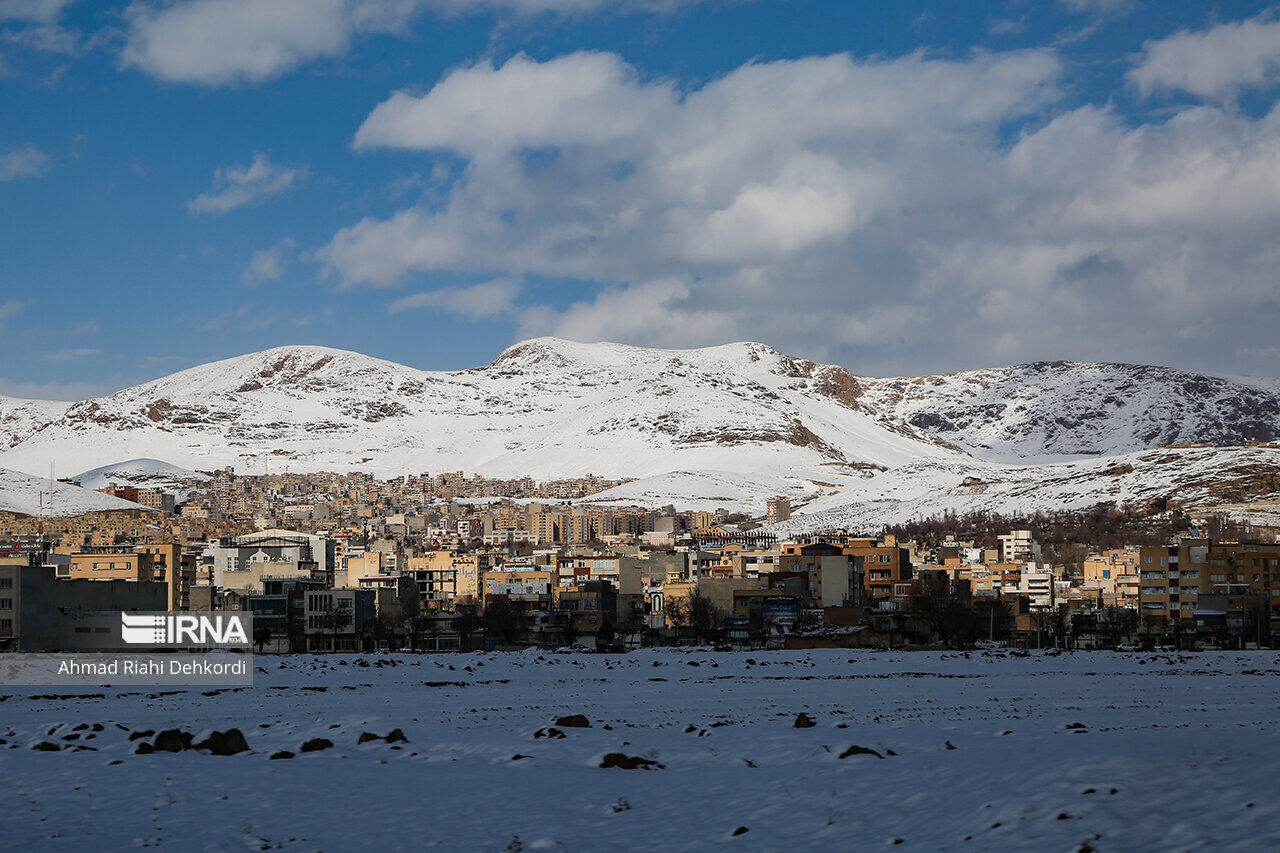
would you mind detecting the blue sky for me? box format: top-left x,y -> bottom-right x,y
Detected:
2,0 -> 1280,399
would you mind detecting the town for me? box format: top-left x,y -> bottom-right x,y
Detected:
3,465 -> 1277,654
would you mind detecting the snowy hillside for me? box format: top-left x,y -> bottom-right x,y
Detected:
855,361 -> 1280,463
0,340 -> 959,480
765,445 -> 1280,534
2,339 -> 1279,524
0,468 -> 153,517
71,458 -> 210,500
0,395 -> 70,450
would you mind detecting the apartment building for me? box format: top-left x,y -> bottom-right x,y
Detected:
555,555 -> 644,595
206,529 -> 335,590
998,530 -> 1042,564
766,496 -> 791,525
1136,539 -> 1280,645
404,551 -> 497,608
0,563 -> 167,652
303,588 -> 376,652
844,540 -> 913,600
66,544 -> 194,611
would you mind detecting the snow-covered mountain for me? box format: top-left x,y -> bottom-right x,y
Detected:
71,458 -> 209,501
0,468 -> 153,517
0,395 -> 70,451
2,338 -> 1279,525
854,361 -> 1280,463
0,340 -> 960,480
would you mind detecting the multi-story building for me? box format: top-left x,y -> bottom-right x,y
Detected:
844,539 -> 913,601
766,496 -> 791,525
1136,539 -> 1280,646
303,587 -> 376,652
0,563 -> 167,652
404,551 -> 496,609
66,544 -> 194,611
998,530 -> 1042,564
205,529 -> 334,592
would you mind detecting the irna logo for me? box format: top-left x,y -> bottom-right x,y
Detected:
121,613 -> 250,646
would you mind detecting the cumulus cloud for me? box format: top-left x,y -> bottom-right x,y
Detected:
388,276 -> 522,319
0,0 -> 73,24
186,153 -> 305,214
0,0 -> 84,63
1130,14 -> 1280,101
242,238 -> 297,285
121,0 -> 739,85
318,47 -> 1280,375
0,143 -> 49,181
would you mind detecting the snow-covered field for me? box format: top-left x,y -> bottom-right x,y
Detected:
2,649 -> 1278,851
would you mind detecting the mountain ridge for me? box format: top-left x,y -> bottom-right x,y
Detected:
2,338 -> 1279,525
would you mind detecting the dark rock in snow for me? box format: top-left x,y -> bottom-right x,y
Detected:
194,729 -> 249,756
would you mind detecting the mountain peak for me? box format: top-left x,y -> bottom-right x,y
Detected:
488,336 -> 785,371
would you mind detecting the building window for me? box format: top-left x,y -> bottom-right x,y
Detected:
0,578 -> 10,588
0,598 -> 9,609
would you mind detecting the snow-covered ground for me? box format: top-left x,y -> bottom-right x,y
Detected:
0,467 -> 153,517
763,445 -> 1280,533
2,649 -> 1278,850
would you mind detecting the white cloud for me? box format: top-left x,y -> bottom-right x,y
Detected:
242,238 -> 297,286
121,0 -> 740,85
44,348 -> 100,361
1059,0 -> 1133,14
1,22 -> 81,54
0,298 -> 27,322
186,153 -> 305,215
0,0 -> 73,24
355,51 -> 673,153
388,276 -> 522,319
0,377 -> 117,401
517,277 -> 739,346
1130,14 -> 1280,101
320,47 -> 1280,375
0,144 -> 49,181
328,49 -> 1063,286
122,0 -> 353,86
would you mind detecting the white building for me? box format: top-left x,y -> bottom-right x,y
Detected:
998,530 -> 1042,564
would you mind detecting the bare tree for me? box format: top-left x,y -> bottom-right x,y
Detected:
669,589 -> 725,645
483,598 -> 525,645
454,608 -> 481,652
913,590 -> 984,648
401,588 -> 421,651
327,605 -> 352,653
665,594 -> 694,644
617,610 -> 646,649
